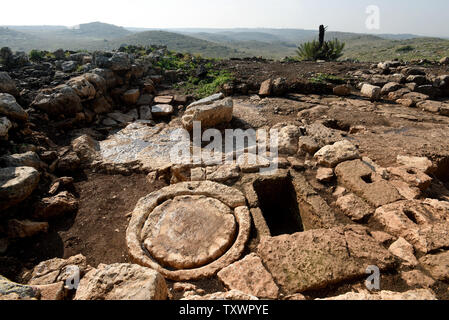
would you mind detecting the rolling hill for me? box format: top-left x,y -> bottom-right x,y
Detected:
1,22 -> 449,62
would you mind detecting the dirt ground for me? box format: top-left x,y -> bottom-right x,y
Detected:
217,60 -> 449,86
2,172 -> 167,281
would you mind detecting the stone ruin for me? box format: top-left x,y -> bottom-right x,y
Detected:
1,47 -> 449,300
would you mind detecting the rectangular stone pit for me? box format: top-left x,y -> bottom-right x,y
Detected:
244,170 -> 336,241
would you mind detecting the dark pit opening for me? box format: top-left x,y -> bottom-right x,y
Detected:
435,157 -> 449,183
361,174 -> 373,184
253,176 -> 304,236
322,119 -> 351,132
404,209 -> 418,224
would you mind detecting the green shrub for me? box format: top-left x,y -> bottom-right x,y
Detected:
29,49 -> 45,62
396,45 -> 414,53
297,39 -> 345,61
297,25 -> 345,61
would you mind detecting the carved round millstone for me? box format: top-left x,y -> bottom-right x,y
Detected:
126,181 -> 250,281
142,195 -> 236,269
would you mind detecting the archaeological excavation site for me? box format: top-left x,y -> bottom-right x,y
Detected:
1,45 -> 449,302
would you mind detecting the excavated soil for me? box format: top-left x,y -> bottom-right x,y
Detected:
3,171 -> 167,280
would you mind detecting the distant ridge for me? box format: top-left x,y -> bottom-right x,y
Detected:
1,22 -> 448,61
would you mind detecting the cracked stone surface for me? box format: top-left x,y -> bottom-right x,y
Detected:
217,253 -> 279,299
257,225 -> 395,294
374,199 -> 449,253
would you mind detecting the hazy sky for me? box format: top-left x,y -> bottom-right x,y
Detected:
2,0 -> 448,37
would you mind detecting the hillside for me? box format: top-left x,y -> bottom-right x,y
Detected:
111,31 -> 244,58
63,22 -> 132,39
0,27 -> 41,51
343,36 -> 449,62
1,22 -> 449,61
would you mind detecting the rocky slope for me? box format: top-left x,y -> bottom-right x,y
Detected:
1,45 -> 449,300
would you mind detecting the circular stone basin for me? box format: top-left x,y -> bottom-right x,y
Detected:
141,195 -> 236,269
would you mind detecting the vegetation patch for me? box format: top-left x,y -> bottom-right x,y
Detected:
297,25 -> 345,61
309,73 -> 345,85
179,70 -> 234,99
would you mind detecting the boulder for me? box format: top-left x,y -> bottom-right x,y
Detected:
381,82 -> 402,95
0,72 -> 18,96
396,98 -> 415,108
137,94 -> 153,106
314,140 -> 360,167
122,89 -> 140,105
406,75 -> 428,86
401,270 -> 435,288
0,167 -> 40,211
415,85 -> 441,98
402,92 -> 429,102
182,97 -> 233,131
32,282 -> 65,301
187,93 -> 224,108
7,219 -> 49,238
61,61 -> 78,73
316,167 -> 334,182
206,164 -> 240,183
139,105 -> 153,120
419,251 -> 449,281
57,152 -> 81,173
336,193 -> 373,222
29,254 -> 89,286
0,93 -> 28,121
154,95 -> 173,104
402,67 -> 426,77
304,121 -> 344,147
0,151 -> 45,170
89,96 -> 112,114
297,136 -> 320,154
387,166 -> 432,191
32,85 -> 83,117
333,85 -> 351,96
439,57 -> 449,65
107,112 -> 134,124
0,117 -> 12,140
373,199 -> 449,253
66,76 -> 96,101
217,253 -> 279,299
388,237 -> 418,266
277,125 -> 302,155
151,104 -> 173,117
335,159 -> 402,207
74,263 -> 167,300
361,84 -> 381,100
417,100 -> 445,114
259,79 -> 272,97
33,191 -> 78,220
91,68 -> 118,89
109,52 -> 131,71
271,77 -> 287,96
0,275 -> 39,300
257,225 -> 395,293
83,73 -> 107,95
